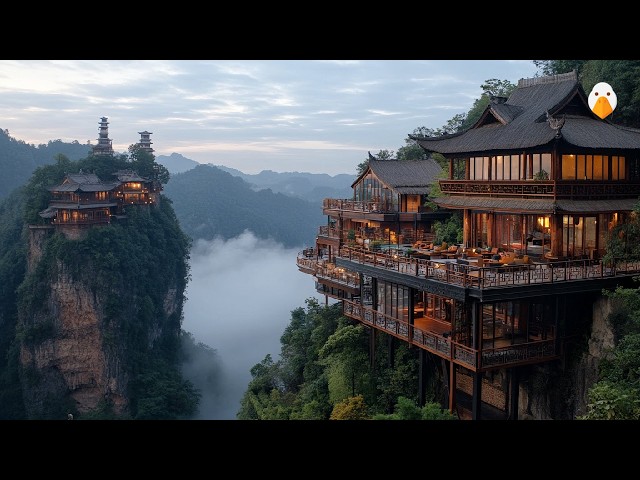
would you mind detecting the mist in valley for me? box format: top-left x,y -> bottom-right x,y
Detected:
180,230 -> 328,420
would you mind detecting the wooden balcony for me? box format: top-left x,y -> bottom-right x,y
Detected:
296,253 -> 360,291
342,299 -> 559,372
439,179 -> 640,199
336,246 -> 640,295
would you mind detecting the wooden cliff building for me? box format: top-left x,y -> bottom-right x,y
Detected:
297,157 -> 449,302
298,71 -> 640,419
35,119 -> 160,240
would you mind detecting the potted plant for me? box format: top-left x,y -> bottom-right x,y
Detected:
533,169 -> 549,181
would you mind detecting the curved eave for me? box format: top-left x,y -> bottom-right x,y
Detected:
434,196 -> 638,213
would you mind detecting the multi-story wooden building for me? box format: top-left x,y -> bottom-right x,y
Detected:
36,121 -> 159,239
298,157 -> 448,303
299,71 -> 640,419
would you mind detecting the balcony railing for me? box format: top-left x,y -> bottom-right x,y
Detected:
296,253 -> 360,288
439,180 -> 640,199
323,198 -> 396,213
337,246 -> 640,290
342,299 -> 558,371
318,225 -> 341,238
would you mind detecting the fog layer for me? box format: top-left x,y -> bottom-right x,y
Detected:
181,230 -> 325,419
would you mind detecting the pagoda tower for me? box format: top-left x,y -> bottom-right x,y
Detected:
137,131 -> 154,154
92,116 -> 114,156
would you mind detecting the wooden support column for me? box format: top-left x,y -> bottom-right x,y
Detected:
463,209 -> 471,248
551,214 -> 562,257
448,362 -> 456,414
449,158 -> 454,180
509,368 -> 519,420
408,289 -> 415,344
441,358 -> 451,411
418,349 -> 427,407
472,372 -> 482,420
472,301 -> 480,350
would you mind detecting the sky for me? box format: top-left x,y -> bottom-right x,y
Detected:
0,60 -> 541,176
181,231 -> 331,420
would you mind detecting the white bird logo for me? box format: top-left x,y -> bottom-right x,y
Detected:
588,82 -> 617,119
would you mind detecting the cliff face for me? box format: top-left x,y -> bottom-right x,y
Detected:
518,295 -> 616,419
18,204 -> 189,419
19,265 -> 125,416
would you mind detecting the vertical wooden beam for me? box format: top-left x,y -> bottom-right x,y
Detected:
449,158 -> 454,180
463,209 -> 471,248
551,213 -> 562,257
418,349 -> 427,407
509,368 -> 519,420
472,371 -> 482,420
449,362 -> 456,414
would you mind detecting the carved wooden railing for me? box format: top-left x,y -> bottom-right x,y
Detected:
323,198 -> 396,213
439,180 -> 640,199
439,180 -> 554,197
342,299 -> 558,371
318,225 -> 341,238
297,254 -> 360,288
337,246 -> 640,290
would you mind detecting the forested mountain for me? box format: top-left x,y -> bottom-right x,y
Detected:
163,164 -> 325,248
0,129 -> 92,200
155,152 -> 354,204
155,152 -> 199,174
0,152 -> 202,419
238,299 -> 455,420
214,165 -> 354,204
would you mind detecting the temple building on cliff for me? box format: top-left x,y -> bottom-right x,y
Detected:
35,118 -> 160,240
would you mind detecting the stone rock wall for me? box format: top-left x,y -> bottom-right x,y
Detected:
517,295 -> 616,420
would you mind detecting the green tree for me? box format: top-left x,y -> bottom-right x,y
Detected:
579,382 -> 640,420
330,394 -> 370,420
433,211 -> 463,245
602,201 -> 640,264
372,396 -> 455,420
128,144 -> 170,185
318,323 -> 373,403
533,60 -> 587,76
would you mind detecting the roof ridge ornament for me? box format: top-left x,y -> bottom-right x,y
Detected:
546,110 -> 565,138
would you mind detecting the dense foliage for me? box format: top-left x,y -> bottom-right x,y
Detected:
163,164 -> 325,249
237,299 -> 453,420
0,151 -> 200,419
0,129 -> 91,200
0,188 -> 28,419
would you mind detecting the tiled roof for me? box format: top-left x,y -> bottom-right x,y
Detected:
114,169 -> 150,183
412,71 -> 640,155
433,195 -> 638,213
352,158 -> 443,191
48,173 -> 120,193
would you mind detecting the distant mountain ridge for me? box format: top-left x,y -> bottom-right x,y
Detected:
0,128 -> 92,200
156,153 -> 354,203
0,134 -> 337,248
163,164 -> 324,248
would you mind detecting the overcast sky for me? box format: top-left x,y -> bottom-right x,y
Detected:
0,60 -> 540,176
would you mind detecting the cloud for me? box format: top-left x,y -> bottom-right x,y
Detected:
181,231 -> 327,419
